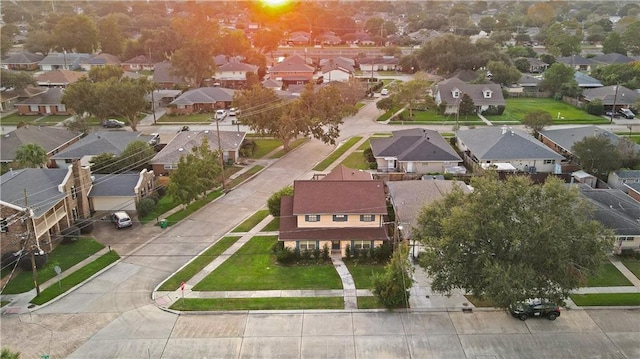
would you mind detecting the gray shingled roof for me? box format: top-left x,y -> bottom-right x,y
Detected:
51,131 -> 153,160
575,72 -> 603,88
457,127 -> 564,161
0,126 -> 82,162
39,52 -> 91,66
88,173 -> 139,197
0,168 -> 69,217
591,53 -> 634,64
614,170 -> 640,179
370,128 -> 461,162
579,187 -> 640,236
153,61 -> 185,84
436,78 -> 505,106
150,130 -> 245,165
557,54 -> 594,66
582,85 -> 639,106
1,51 -> 44,64
217,62 -> 258,72
16,87 -> 64,105
169,87 -> 235,106
539,126 -> 640,154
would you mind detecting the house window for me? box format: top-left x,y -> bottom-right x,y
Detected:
65,159 -> 73,163
305,215 -> 320,222
58,104 -> 66,112
177,105 -> 185,109
333,214 -> 348,222
543,160 -> 555,164
299,240 -> 317,250
619,236 -> 634,241
0,218 -> 8,232
483,91 -> 492,98
353,240 -> 372,249
360,215 -> 375,222
29,105 -> 38,111
71,207 -> 78,220
452,90 -> 460,98
70,185 -> 77,199
164,164 -> 177,170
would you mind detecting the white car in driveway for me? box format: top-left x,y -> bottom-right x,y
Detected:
214,109 -> 227,121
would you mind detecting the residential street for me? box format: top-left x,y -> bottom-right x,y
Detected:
2,100 -> 640,358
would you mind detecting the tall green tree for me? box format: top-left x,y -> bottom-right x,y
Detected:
24,30 -> 53,55
120,140 -> 156,172
167,138 -> 221,207
622,21 -> 640,56
0,70 -> 36,90
391,73 -> 434,117
412,174 -> 613,308
486,60 -> 521,86
458,93 -> 476,118
571,135 -> 621,178
90,153 -> 120,174
98,15 -> 125,56
190,137 -> 222,196
540,63 -> 576,96
51,14 -> 99,53
267,186 -> 293,217
372,244 -> 413,309
106,77 -> 153,131
1,34 -> 12,57
602,32 -> 627,55
167,155 -> 199,208
14,143 -> 48,168
544,23 -> 581,57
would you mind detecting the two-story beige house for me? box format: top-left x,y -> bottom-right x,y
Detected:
279,179 -> 389,256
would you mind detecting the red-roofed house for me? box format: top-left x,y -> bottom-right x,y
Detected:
35,69 -> 86,87
279,179 -> 389,256
268,55 -> 316,85
121,55 -> 155,72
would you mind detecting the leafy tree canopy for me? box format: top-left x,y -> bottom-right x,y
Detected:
413,174 -> 613,308
372,244 -> 413,309
522,110 -> 553,137
571,134 -> 622,178
0,70 -> 36,90
267,186 -> 294,217
51,14 -> 99,53
15,143 -> 48,168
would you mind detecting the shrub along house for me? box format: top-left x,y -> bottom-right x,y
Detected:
279,178 -> 389,256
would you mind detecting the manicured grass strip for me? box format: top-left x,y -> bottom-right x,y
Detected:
0,301 -> 9,307
194,236 -> 342,290
157,113 -> 214,123
1,238 -> 104,294
485,98 -> 607,123
340,152 -> 370,170
313,136 -> 362,171
621,259 -> 640,280
357,139 -> 371,151
227,165 -> 264,188
570,293 -> 640,306
586,262 -> 632,287
140,194 -> 179,224
164,190 -> 224,226
170,296 -> 344,311
355,102 -> 366,110
30,251 -> 120,305
357,296 -> 386,309
158,236 -> 240,291
262,218 -> 280,232
250,139 -> 282,159
232,210 -> 270,233
464,295 -> 498,307
345,263 -> 386,289
271,137 -> 308,158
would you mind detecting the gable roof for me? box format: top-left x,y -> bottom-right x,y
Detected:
51,131 -> 154,159
82,53 -> 121,66
579,187 -> 640,236
270,55 -> 315,73
613,170 -> 640,179
556,54 -> 594,66
0,168 -> 70,217
292,180 -> 387,215
89,173 -> 140,197
370,128 -> 461,162
447,69 -> 479,82
262,79 -> 283,89
35,69 -> 86,85
150,130 -> 245,165
122,55 -> 154,65
153,61 -> 184,84
574,72 -> 603,88
320,57 -> 355,68
582,85 -> 639,106
39,52 -> 91,66
0,126 -> 82,162
16,87 -> 64,105
169,87 -> 235,106
457,127 -> 564,161
539,125 -> 640,154
321,165 -> 372,180
517,74 -> 541,87
436,78 -> 505,106
217,62 -> 258,72
1,51 -> 44,64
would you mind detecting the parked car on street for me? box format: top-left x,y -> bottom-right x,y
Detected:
111,211 -> 132,229
214,109 -> 227,121
229,108 -> 238,116
103,119 -> 125,128
381,88 -> 389,96
509,299 -> 560,321
619,108 -> 636,119
605,111 -> 622,118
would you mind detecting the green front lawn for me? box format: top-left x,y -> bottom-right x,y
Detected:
485,98 -> 608,124
193,236 -> 342,291
262,218 -> 280,232
621,258 -> 640,280
231,209 -> 270,233
570,293 -> 640,306
271,137 -> 308,158
340,152 -> 370,170
249,139 -> 282,159
586,262 -> 632,287
1,238 -> 105,294
226,165 -> 264,188
0,113 -> 70,125
313,136 -> 362,171
170,296 -> 344,311
357,296 -> 386,309
163,190 -> 224,226
158,236 -> 240,291
157,113 -> 215,123
30,251 -> 120,305
346,263 -> 386,289
139,194 -> 178,224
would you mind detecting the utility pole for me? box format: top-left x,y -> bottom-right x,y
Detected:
215,120 -> 226,191
24,189 -> 40,296
151,87 -> 157,125
611,83 -> 619,124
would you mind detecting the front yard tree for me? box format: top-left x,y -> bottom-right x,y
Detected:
486,60 -> 521,86
167,138 -> 221,207
98,15 -> 125,56
458,93 -> 476,118
0,70 -> 36,90
540,63 -> 576,96
267,186 -> 293,217
391,73 -> 434,118
372,244 -> 413,309
107,77 -> 154,131
120,141 -> 156,172
522,111 -> 553,138
412,174 -> 613,308
602,32 -> 627,55
571,135 -> 622,178
51,14 -> 99,53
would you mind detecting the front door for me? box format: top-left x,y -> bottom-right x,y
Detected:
331,240 -> 340,250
